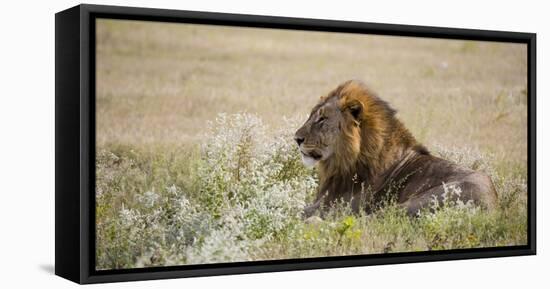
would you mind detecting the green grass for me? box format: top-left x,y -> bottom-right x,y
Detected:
95,20 -> 528,270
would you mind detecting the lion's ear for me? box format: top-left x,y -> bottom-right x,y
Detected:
346,100 -> 364,121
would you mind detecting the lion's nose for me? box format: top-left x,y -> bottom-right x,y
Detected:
294,137 -> 305,146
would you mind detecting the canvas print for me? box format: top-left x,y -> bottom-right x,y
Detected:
95,19 -> 528,270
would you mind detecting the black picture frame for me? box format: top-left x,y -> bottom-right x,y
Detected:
55,4 -> 536,284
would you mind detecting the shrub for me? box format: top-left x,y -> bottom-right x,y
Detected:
96,113 -> 317,268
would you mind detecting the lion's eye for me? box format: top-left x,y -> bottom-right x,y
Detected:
317,117 -> 327,124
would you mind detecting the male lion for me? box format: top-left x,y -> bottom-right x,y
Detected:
295,80 -> 497,217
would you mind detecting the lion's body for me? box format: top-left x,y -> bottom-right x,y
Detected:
295,80 -> 497,217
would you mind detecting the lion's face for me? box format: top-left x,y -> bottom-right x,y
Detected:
294,96 -> 363,168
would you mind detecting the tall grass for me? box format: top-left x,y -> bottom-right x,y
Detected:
96,113 -> 527,270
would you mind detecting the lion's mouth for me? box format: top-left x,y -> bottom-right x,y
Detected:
300,149 -> 322,160
300,150 -> 323,168
307,151 -> 322,160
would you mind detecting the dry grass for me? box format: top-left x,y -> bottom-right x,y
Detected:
96,19 -> 527,161
95,19 -> 528,269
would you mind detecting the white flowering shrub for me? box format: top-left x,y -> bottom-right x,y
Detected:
96,113 -> 317,269
96,183 -> 210,268
188,114 -> 316,262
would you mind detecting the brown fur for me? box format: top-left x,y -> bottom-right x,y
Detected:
295,80 -> 497,216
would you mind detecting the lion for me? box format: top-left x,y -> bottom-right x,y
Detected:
294,80 -> 497,217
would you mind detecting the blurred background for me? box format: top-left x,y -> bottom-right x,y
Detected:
96,19 -> 527,171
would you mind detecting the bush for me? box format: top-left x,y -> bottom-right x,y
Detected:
96,113 -> 317,268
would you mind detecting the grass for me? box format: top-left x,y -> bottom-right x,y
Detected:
95,19 -> 528,270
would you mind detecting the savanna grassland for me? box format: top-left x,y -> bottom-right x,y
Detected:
95,19 -> 528,270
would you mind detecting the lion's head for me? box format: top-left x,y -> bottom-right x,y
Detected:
295,80 -> 406,176
294,86 -> 361,167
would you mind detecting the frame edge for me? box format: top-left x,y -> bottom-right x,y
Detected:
59,3 -> 537,284
55,4 -> 84,284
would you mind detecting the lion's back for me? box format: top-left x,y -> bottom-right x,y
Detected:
396,153 -> 498,213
